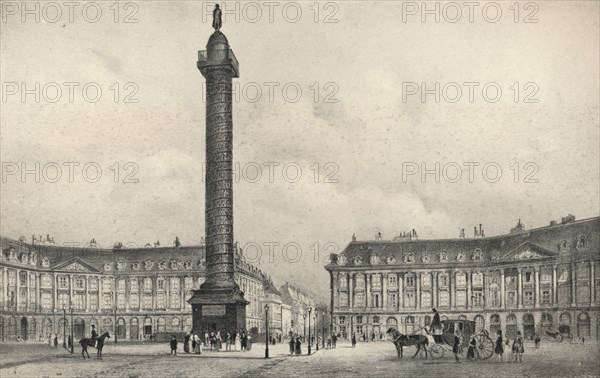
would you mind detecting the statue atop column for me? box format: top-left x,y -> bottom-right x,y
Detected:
212,4 -> 222,31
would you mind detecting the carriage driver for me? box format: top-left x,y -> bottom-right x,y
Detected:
429,308 -> 442,335
90,324 -> 99,347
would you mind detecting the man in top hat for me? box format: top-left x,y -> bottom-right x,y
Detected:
430,308 -> 442,335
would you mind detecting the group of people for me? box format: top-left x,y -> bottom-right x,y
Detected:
170,330 -> 252,355
450,328 -> 525,364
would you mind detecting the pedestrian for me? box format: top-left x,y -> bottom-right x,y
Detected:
534,334 -> 540,349
195,334 -> 202,354
467,335 -> 477,361
216,330 -> 222,350
54,334 -> 58,348
184,333 -> 191,353
235,331 -> 241,351
495,330 -> 504,362
205,332 -> 209,348
232,331 -> 237,351
452,330 -> 461,363
68,335 -> 72,348
295,336 -> 302,355
170,335 -> 178,355
582,336 -> 585,345
226,332 -> 231,351
512,331 -> 524,363
241,331 -> 247,352
192,334 -> 197,352
332,333 -> 337,349
289,335 -> 295,355
351,333 -> 356,348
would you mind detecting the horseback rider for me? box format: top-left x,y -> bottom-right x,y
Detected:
430,308 -> 442,335
90,324 -> 98,347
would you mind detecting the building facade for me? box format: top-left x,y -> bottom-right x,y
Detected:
326,216 -> 600,341
0,237 -> 283,342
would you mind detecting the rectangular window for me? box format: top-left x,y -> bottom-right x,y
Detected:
490,290 -> 499,307
388,275 -> 397,287
19,273 -> 27,286
456,274 -> 466,287
507,291 -> 516,306
102,293 -> 113,309
8,270 -> 17,286
58,292 -> 69,308
102,279 -> 112,292
29,274 -> 36,287
89,294 -> 99,311
117,279 -> 125,291
558,267 -> 569,282
158,278 -> 165,291
130,279 -> 138,291
422,274 -> 431,287
421,291 -> 431,307
339,275 -> 347,288
170,293 -> 179,309
389,293 -> 397,308
143,294 -> 152,309
405,292 -> 415,308
456,290 -> 466,306
75,278 -> 84,289
541,270 -> 552,282
372,275 -> 382,288
439,275 -> 448,286
355,293 -> 365,307
525,272 -> 532,283
170,277 -> 180,291
473,291 -> 483,307
406,276 -> 415,287
144,278 -> 152,291
438,290 -> 449,307
356,316 -> 363,324
184,277 -> 193,290
59,276 -> 68,288
117,293 -> 126,309
89,278 -> 98,291
472,273 -> 483,287
157,292 -> 165,309
41,292 -> 53,309
130,293 -> 139,309
541,290 -> 551,304
73,293 -> 85,310
524,290 -> 534,305
42,274 -> 52,288
339,293 -> 348,307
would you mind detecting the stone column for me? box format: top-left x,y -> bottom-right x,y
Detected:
69,274 -> 73,309
591,262 -> 596,306
450,271 -> 456,309
534,267 -> 540,308
382,273 -> 388,309
16,269 -> 20,310
348,274 -> 353,309
500,269 -> 505,309
36,273 -> 41,312
466,271 -> 472,309
517,268 -> 522,309
26,271 -> 31,311
54,274 -> 59,312
432,272 -> 437,309
398,273 -> 403,309
366,274 -> 371,308
2,267 -> 8,311
416,273 -> 421,310
571,262 -> 576,307
552,265 -> 558,305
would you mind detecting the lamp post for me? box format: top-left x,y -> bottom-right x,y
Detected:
62,305 -> 66,349
264,304 -> 270,358
308,306 -> 312,355
70,307 -> 74,354
303,313 -> 306,339
315,311 -> 319,351
114,307 -> 118,344
322,310 -> 325,349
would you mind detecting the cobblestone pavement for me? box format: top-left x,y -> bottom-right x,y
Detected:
1,340 -> 598,377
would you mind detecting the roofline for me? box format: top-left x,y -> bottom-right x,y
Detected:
350,215 -> 600,244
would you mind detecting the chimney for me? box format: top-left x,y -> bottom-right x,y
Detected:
474,227 -> 478,237
479,224 -> 482,236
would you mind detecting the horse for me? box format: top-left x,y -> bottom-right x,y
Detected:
386,328 -> 429,359
79,332 -> 111,359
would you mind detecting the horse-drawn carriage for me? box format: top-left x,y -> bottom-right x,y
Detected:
387,319 -> 494,360
428,319 -> 494,359
545,325 -> 574,342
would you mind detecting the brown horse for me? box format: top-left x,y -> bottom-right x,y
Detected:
386,328 -> 428,359
79,332 -> 110,359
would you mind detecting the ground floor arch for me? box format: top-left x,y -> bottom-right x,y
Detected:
74,318 -> 85,339
490,314 -> 501,336
506,314 -> 517,339
540,312 -> 553,335
474,315 -> 485,332
577,312 -> 590,338
523,313 -> 535,340
130,318 -> 139,340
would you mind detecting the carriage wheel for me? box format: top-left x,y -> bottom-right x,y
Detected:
430,344 -> 444,359
556,334 -> 563,343
566,334 -> 574,343
475,335 -> 494,360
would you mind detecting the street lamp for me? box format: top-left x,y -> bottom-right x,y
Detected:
114,307 -> 118,344
303,313 -> 306,339
308,306 -> 312,355
315,311 -> 319,351
264,304 -> 270,359
62,305 -> 66,349
322,310 -> 325,349
70,306 -> 74,354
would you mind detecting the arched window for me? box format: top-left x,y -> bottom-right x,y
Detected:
157,317 -> 166,332
474,315 -> 485,332
171,318 -> 180,332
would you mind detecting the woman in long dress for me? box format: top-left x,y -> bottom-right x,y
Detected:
184,333 -> 191,354
494,330 -> 504,362
194,334 -> 202,354
295,337 -> 302,355
235,332 -> 241,351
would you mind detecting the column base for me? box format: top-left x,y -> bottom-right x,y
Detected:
189,286 -> 249,337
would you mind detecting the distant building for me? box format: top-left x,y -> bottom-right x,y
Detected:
0,238 -> 285,342
326,216 -> 600,341
279,283 -> 317,337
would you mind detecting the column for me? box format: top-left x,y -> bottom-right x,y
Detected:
25,271 -> 30,311
15,269 -> 20,310
398,273 -> 403,309
552,265 -> 558,305
432,272 -> 437,309
54,274 -> 59,311
450,271 -> 456,310
366,274 -> 371,308
416,273 -> 421,310
348,274 -> 353,309
69,274 -> 73,309
3,267 -> 8,311
571,263 -> 576,307
591,262 -> 596,306
36,273 -> 41,312
534,267 -> 540,308
517,268 -> 522,309
382,274 -> 388,309
466,271 -> 472,309
500,270 -> 505,309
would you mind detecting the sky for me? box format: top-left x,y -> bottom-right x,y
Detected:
1,1 -> 599,300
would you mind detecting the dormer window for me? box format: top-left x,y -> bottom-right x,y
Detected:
577,235 -> 586,250
440,250 -> 448,262
473,249 -> 483,261
405,252 -> 414,263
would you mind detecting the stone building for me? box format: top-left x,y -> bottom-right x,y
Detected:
0,237 -> 277,342
280,283 -> 317,337
326,216 -> 600,341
